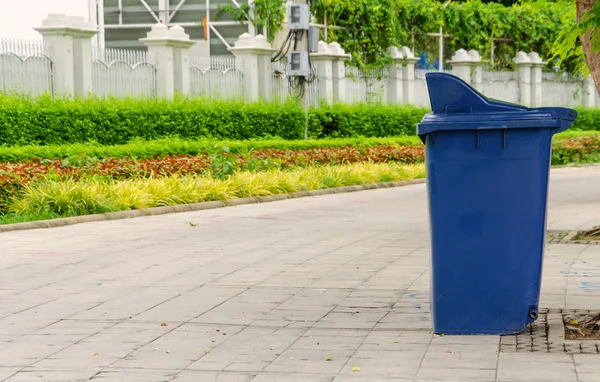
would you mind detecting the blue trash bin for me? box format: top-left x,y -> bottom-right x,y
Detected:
418,73 -> 578,335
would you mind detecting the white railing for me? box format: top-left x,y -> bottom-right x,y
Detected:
272,61 -> 290,103
415,68 -> 454,79
542,72 -> 582,83
0,38 -> 53,96
92,48 -> 157,98
345,66 -> 388,104
482,71 -> 518,83
189,56 -> 244,99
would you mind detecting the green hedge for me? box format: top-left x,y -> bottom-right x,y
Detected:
308,103 -> 427,138
1,94 -> 599,147
571,108 -> 600,131
0,95 -> 308,145
0,137 -> 423,162
0,95 -> 428,146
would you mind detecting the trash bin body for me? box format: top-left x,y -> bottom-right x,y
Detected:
418,73 -> 577,335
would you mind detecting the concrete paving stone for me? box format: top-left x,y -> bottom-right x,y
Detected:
427,343 -> 501,354
578,374 -> 600,382
573,354 -> 600,373
67,288 -> 185,321
420,351 -> 498,369
497,360 -> 577,381
187,327 -> 306,372
0,335 -> 78,367
173,371 -> 255,382
109,323 -> 245,370
290,332 -> 367,351
416,367 -> 497,380
334,377 -> 412,382
430,335 -> 500,346
265,349 -> 354,374
0,168 -> 599,380
133,286 -> 248,322
252,373 -> 334,382
87,369 -> 179,381
193,302 -> 279,325
0,368 -> 19,382
338,349 -> 424,377
3,370 -> 100,382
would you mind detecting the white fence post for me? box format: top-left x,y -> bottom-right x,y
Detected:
329,43 -> 350,104
140,23 -> 194,99
387,47 -> 403,104
401,47 -> 419,105
448,49 -> 473,84
583,76 -> 596,107
35,14 -> 97,97
529,52 -> 545,107
255,35 -> 276,101
229,33 -> 275,102
169,26 -> 195,96
514,51 -> 532,106
469,50 -> 483,92
310,41 -> 337,105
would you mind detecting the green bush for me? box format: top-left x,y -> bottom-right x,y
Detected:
0,95 -> 307,145
2,93 -> 600,147
572,108 -> 600,132
309,104 -> 428,138
0,136 -> 423,162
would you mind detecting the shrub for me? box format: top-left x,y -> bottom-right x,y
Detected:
6,163 -> 426,219
308,103 -> 428,138
0,95 -> 307,145
1,93 -> 599,147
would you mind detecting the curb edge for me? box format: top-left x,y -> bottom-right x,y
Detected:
0,178 -> 426,233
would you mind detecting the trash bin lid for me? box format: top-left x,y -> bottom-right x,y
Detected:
417,73 -> 578,137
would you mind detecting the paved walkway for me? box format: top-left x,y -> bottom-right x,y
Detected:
0,166 -> 600,382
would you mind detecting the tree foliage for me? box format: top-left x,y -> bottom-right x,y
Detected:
219,0 -> 574,71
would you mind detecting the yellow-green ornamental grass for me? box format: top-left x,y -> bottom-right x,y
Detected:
9,163 -> 425,218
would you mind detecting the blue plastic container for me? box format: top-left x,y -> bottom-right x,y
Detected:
418,73 -> 578,335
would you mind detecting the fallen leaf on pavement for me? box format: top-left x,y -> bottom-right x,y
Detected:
351,367 -> 360,372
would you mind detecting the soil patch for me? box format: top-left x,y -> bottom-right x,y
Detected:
564,313 -> 600,340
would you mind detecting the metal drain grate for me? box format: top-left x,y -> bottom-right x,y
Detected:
499,309 -> 600,354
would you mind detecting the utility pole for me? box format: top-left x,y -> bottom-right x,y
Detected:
285,0 -> 311,139
298,0 -> 309,129
427,26 -> 449,72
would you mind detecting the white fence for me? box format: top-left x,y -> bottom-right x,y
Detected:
92,48 -> 157,98
189,56 -> 244,99
0,38 -> 53,96
1,31 -> 600,110
345,67 -> 388,105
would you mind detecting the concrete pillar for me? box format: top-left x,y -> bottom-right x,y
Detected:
228,33 -> 276,102
529,52 -> 545,107
140,23 -> 195,98
35,14 -> 97,97
583,76 -> 596,108
310,41 -> 335,105
448,49 -> 473,84
169,26 -> 195,96
329,43 -> 350,104
401,46 -> 419,105
514,51 -> 533,107
387,47 -> 404,104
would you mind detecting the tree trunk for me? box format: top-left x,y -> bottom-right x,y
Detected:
578,0 -> 600,93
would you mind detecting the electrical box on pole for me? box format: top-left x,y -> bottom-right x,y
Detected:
287,51 -> 310,76
287,4 -> 310,30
